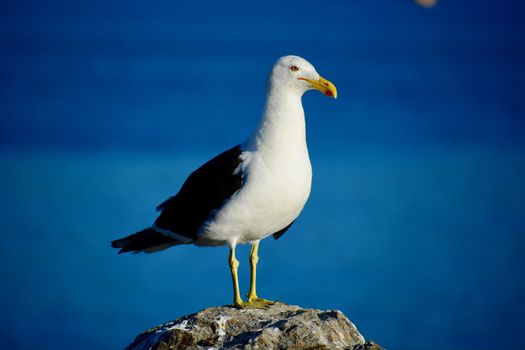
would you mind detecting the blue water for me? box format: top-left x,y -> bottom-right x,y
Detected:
1,1 -> 524,349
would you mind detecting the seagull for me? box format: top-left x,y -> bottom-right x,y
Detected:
111,55 -> 337,308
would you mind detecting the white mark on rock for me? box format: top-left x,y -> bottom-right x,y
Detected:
166,319 -> 191,332
215,315 -> 229,339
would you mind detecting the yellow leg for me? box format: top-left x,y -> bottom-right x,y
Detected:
247,241 -> 260,300
245,241 -> 275,307
228,245 -> 243,307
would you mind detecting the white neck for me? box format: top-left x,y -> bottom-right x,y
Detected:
244,84 -> 307,154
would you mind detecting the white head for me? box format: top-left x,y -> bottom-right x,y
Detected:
268,55 -> 337,99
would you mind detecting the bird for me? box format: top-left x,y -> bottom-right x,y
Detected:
111,55 -> 337,308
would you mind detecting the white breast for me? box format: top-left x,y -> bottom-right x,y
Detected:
197,148 -> 311,245
197,88 -> 312,246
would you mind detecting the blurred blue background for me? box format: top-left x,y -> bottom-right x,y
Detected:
1,0 -> 524,349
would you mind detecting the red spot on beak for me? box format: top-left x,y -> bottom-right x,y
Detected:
325,90 -> 333,97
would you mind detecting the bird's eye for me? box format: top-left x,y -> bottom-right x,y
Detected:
290,65 -> 299,72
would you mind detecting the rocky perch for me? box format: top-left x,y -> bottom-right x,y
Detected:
125,303 -> 384,350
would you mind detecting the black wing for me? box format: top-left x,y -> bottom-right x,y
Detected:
154,145 -> 243,241
272,220 -> 295,240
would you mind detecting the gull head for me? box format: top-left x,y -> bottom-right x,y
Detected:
268,55 -> 337,99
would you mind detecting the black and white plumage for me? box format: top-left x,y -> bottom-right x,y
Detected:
113,145 -> 244,253
112,55 -> 337,307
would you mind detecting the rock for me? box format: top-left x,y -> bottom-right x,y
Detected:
125,303 -> 384,350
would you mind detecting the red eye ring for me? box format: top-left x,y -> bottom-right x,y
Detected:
290,65 -> 299,72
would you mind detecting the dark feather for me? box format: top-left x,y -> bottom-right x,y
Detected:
111,228 -> 177,254
272,220 -> 295,240
111,145 -> 243,254
154,144 -> 243,240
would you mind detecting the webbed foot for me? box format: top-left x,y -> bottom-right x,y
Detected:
234,296 -> 276,309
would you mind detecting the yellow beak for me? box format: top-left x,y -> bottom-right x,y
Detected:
299,75 -> 337,99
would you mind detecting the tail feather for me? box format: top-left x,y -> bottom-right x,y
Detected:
111,228 -> 181,254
